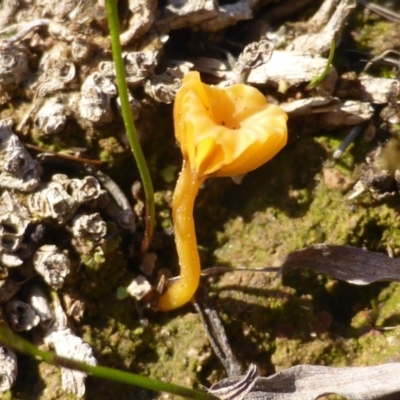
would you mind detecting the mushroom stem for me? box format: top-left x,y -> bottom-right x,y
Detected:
157,160 -> 205,311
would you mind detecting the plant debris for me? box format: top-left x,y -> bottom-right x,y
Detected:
280,244 -> 400,285
211,363 -> 400,399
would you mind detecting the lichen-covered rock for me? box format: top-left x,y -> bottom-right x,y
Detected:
34,97 -> 68,135
33,245 -> 71,289
0,118 -> 41,191
0,43 -> 29,104
79,72 -> 116,125
0,345 -> 17,392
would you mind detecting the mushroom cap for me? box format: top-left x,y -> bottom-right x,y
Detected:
174,71 -> 288,177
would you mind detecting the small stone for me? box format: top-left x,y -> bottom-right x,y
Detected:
126,275 -> 152,301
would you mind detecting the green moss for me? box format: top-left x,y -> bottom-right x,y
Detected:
6,357 -> 76,400
214,173 -> 355,268
272,337 -> 340,370
375,283 -> 400,327
143,313 -> 210,388
352,19 -> 400,57
353,327 -> 400,366
160,164 -> 178,184
78,246 -> 126,297
154,190 -> 173,231
98,136 -> 126,165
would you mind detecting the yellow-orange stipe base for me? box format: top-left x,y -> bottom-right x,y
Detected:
157,161 -> 205,311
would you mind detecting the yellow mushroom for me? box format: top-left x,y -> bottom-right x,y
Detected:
157,71 -> 288,311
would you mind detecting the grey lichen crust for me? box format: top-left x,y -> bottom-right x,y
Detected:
0,118 -> 41,192
0,343 -> 17,393
0,119 -> 133,396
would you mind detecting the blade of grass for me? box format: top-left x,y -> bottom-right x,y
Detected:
0,327 -> 218,400
306,38 -> 336,90
105,0 -> 154,253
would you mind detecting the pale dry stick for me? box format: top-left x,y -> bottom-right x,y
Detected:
308,0 -> 338,28
27,144 -> 102,166
363,49 -> 400,74
194,287 -> 243,378
290,0 -> 356,54
357,0 -> 400,23
0,19 -> 51,43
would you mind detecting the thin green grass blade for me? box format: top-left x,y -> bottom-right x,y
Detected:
306,38 -> 336,90
0,327 -> 218,399
105,0 -> 155,253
